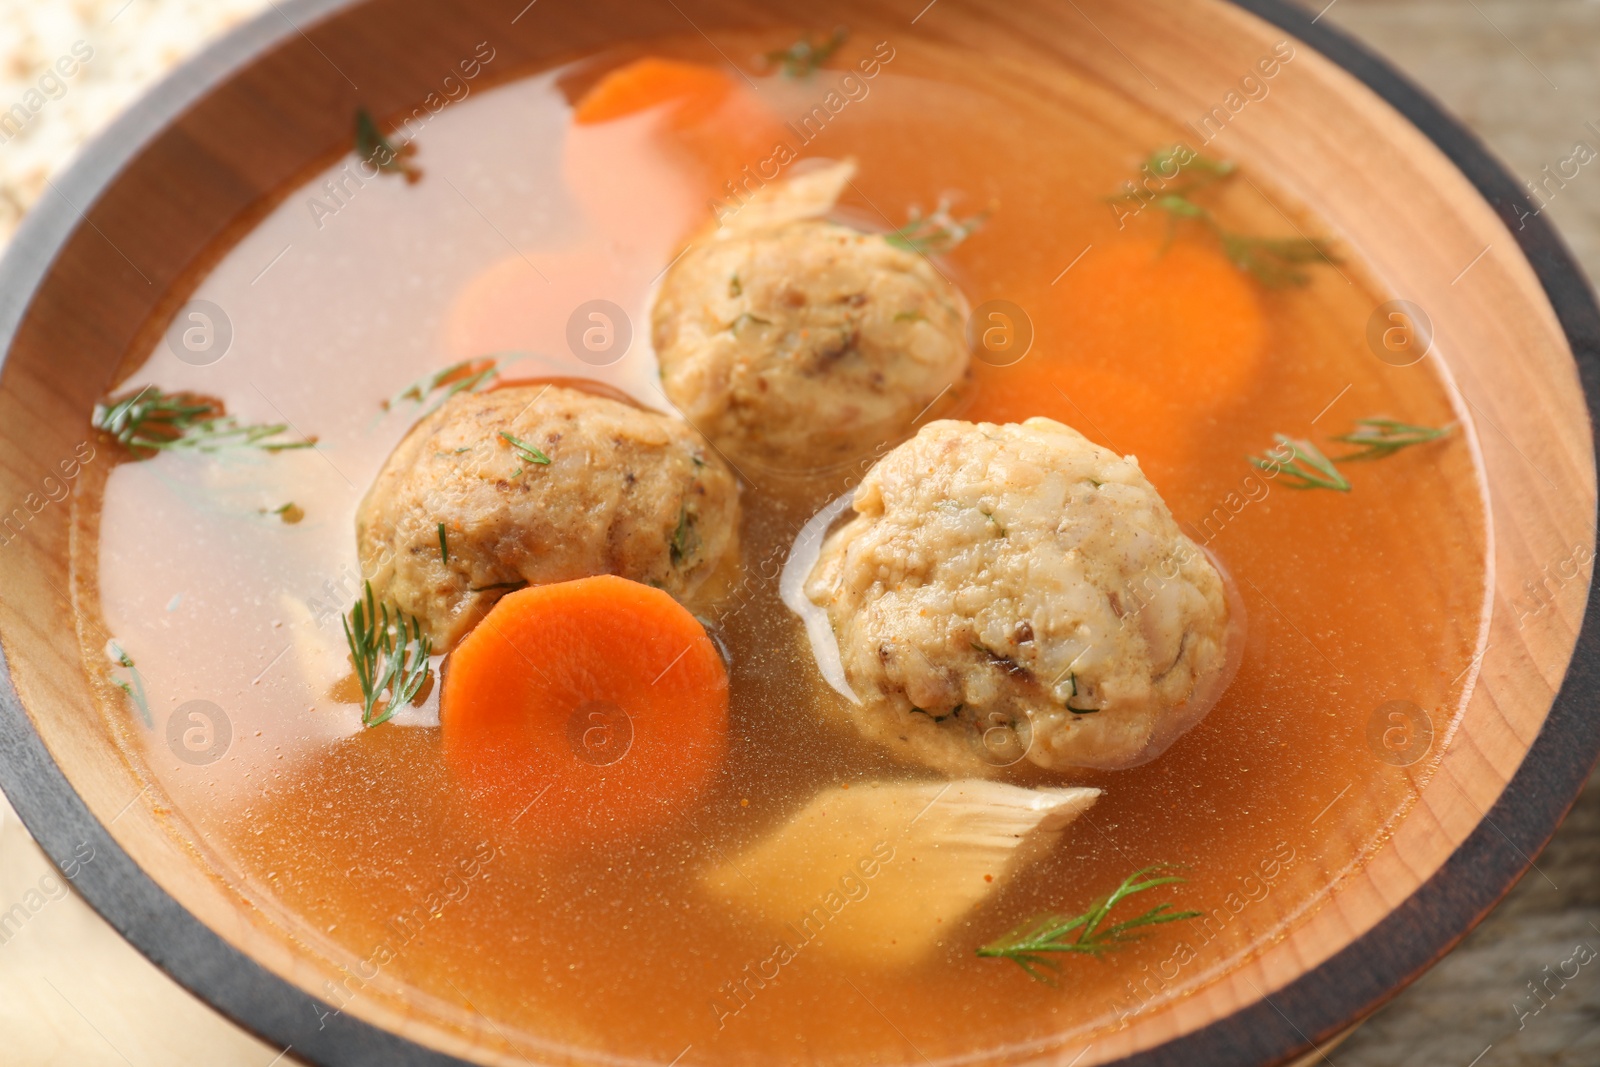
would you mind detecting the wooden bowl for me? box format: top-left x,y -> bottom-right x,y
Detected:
0,1 -> 1595,1064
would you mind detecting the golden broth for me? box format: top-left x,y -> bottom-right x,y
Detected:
78,31 -> 1486,1067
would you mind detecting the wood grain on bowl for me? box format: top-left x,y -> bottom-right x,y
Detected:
0,1 -> 1593,1066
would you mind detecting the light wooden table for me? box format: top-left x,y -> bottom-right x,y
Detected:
0,0 -> 1596,1064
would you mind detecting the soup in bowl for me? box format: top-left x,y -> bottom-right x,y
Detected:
0,2 -> 1594,1066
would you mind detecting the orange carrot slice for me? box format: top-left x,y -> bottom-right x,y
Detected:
967,362 -> 1190,489
441,575 -> 729,842
1054,237 -> 1268,409
566,57 -> 786,235
574,57 -> 735,127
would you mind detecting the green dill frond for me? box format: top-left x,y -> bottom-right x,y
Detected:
499,431 -> 552,467
1249,434 -> 1351,492
92,386 -> 316,459
1330,418 -> 1454,461
886,200 -> 990,256
383,356 -> 515,416
1118,147 -> 1339,287
976,865 -> 1200,982
763,26 -> 848,78
355,107 -> 422,183
343,582 -> 433,728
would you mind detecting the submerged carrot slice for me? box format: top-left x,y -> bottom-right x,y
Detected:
965,236 -> 1270,501
1054,237 -> 1268,409
441,575 -> 728,842
967,362 -> 1189,489
574,57 -> 735,127
565,57 -> 785,234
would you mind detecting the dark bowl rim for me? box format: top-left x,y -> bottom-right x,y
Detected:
0,1 -> 1596,1065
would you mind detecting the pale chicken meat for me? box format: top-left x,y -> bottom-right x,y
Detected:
701,779 -> 1100,965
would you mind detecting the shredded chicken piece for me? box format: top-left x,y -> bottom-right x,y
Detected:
713,158 -> 858,237
702,779 -> 1099,965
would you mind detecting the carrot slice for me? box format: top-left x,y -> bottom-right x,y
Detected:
566,57 -> 786,236
966,236 -> 1268,492
441,575 -> 729,842
967,363 -> 1190,488
574,57 -> 735,127
1054,237 -> 1268,409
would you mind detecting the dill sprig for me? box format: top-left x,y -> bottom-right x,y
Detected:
1131,149 -> 1238,201
343,582 -> 433,728
499,430 -> 552,467
886,200 -> 990,256
108,640 -> 152,728
1249,417 -> 1452,491
383,356 -> 510,416
355,107 -> 421,183
92,386 -> 316,459
977,865 -> 1201,983
1217,232 -> 1341,288
763,26 -> 848,77
1122,147 -> 1338,287
1330,418 -> 1454,461
1249,434 -> 1350,492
